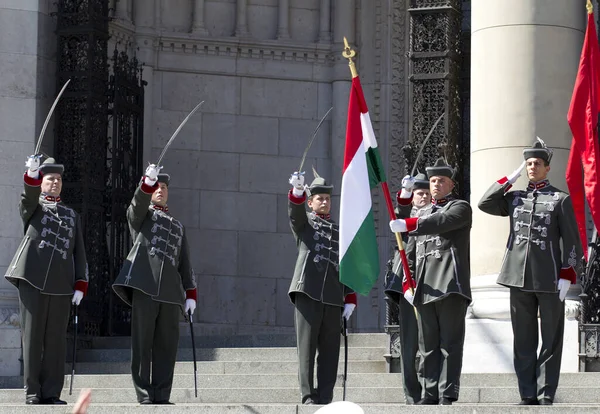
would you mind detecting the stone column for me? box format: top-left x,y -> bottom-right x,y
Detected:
276,0 -> 290,40
0,2 -> 58,376
234,0 -> 250,37
318,0 -> 332,42
115,0 -> 131,23
191,0 -> 209,35
466,0 -> 585,372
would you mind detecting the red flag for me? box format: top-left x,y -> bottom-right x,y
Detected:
566,11 -> 600,257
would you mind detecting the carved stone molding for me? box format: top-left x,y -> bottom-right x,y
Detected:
157,37 -> 333,65
0,308 -> 20,328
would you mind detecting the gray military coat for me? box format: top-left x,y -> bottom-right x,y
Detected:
478,179 -> 582,292
288,193 -> 352,307
385,203 -> 433,298
5,178 -> 88,294
113,184 -> 196,306
407,197 -> 472,306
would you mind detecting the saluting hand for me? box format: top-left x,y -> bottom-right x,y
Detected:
507,161 -> 527,185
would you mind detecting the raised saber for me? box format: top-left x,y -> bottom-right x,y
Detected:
298,106 -> 334,173
410,113 -> 444,176
34,79 -> 71,156
156,100 -> 205,165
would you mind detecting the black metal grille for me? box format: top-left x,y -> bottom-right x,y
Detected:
106,46 -> 145,335
55,0 -> 144,336
405,0 -> 467,199
55,0 -> 111,338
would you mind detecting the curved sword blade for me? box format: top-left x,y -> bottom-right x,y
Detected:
298,106 -> 333,173
410,113 -> 444,177
157,100 -> 205,165
34,79 -> 71,155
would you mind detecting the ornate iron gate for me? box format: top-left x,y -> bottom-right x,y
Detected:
404,0 -> 466,197
106,46 -> 145,335
55,0 -> 144,337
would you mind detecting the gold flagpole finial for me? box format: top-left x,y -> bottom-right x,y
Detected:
587,0 -> 593,14
342,36 -> 358,78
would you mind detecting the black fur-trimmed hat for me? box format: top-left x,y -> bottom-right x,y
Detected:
157,173 -> 170,186
413,173 -> 429,190
425,157 -> 454,180
523,137 -> 553,164
39,157 -> 64,175
307,167 -> 332,196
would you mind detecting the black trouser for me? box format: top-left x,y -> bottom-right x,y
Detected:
294,293 -> 341,404
416,294 -> 468,402
509,288 -> 564,401
131,289 -> 181,403
18,281 -> 71,400
397,295 -> 422,404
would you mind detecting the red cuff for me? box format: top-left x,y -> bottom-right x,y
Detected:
560,267 -> 577,284
405,217 -> 418,232
344,293 -> 357,305
141,177 -> 158,194
497,176 -> 513,190
288,189 -> 306,204
23,173 -> 42,187
74,280 -> 88,296
186,288 -> 197,301
396,191 -> 413,206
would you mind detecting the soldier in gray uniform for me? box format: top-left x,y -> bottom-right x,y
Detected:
384,173 -> 431,404
389,158 -> 472,405
5,156 -> 88,405
288,169 -> 357,405
113,164 -> 197,405
478,141 -> 582,406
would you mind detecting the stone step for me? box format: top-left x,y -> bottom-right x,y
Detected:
90,333 -> 388,349
60,360 -> 387,375
1,387 -> 600,404
75,347 -> 385,362
4,372 -> 600,390
0,404 -> 599,413
0,373 -> 404,389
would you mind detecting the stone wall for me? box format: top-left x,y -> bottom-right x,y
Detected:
0,0 -> 57,375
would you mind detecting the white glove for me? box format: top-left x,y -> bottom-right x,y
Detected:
25,155 -> 41,178
144,164 -> 161,186
401,175 -> 415,192
72,290 -> 84,306
289,171 -> 305,197
403,290 -> 414,306
507,161 -> 527,184
558,279 -> 571,302
389,219 -> 407,233
342,303 -> 356,320
185,299 -> 197,314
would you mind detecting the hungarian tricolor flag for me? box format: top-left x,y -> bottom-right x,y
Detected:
339,76 -> 386,295
566,10 -> 600,257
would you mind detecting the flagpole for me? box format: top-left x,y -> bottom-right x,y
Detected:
342,37 -> 416,297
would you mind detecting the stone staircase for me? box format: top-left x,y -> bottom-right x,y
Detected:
0,332 -> 599,412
